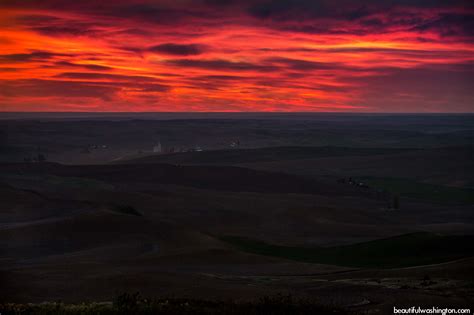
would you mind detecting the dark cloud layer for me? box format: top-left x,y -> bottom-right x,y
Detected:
266,57 -> 339,71
413,13 -> 474,38
167,59 -> 277,72
54,61 -> 113,71
2,0 -> 472,43
55,72 -> 161,82
0,51 -> 67,63
149,43 -> 206,56
0,79 -> 118,99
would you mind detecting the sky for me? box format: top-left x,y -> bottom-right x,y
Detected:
0,0 -> 473,112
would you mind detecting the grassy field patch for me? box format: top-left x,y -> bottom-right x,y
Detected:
361,177 -> 474,204
219,232 -> 474,268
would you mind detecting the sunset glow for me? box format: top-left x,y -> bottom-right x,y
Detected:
0,0 -> 473,112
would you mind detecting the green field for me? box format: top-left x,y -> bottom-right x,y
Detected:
219,232 -> 474,268
361,177 -> 474,204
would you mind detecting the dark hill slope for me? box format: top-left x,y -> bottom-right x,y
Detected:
121,146 -> 416,165
0,162 -> 360,196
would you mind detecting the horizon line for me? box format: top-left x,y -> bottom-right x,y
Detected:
1,111 -> 474,114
